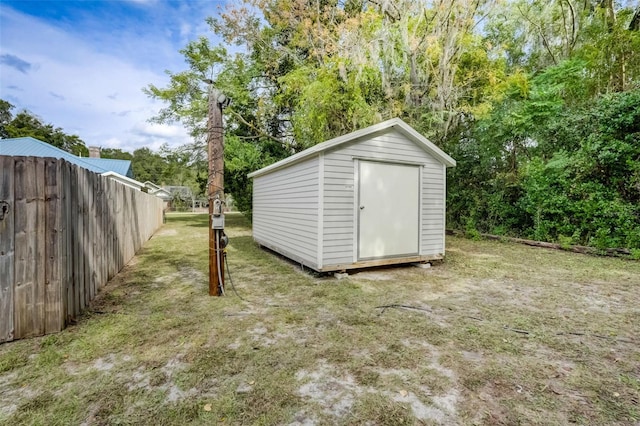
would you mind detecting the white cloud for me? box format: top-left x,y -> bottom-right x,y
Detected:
180,22 -> 193,39
103,137 -> 125,149
133,122 -> 183,138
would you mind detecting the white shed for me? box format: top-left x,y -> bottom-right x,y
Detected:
248,118 -> 456,272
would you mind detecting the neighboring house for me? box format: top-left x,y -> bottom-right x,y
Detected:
143,181 -> 173,209
0,137 -> 132,177
100,171 -> 146,191
0,137 -> 168,201
248,117 -> 456,273
83,158 -> 133,178
143,181 -> 163,192
163,186 -> 195,212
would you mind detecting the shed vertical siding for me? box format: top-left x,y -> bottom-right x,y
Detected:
252,156 -> 320,268
321,129 -> 445,267
420,163 -> 445,256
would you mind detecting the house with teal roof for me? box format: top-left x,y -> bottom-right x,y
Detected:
0,137 -> 133,178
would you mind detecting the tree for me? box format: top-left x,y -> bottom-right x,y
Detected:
146,0 -> 640,248
131,147 -> 169,184
144,38 -> 226,142
518,90 -> 640,248
0,99 -> 13,138
100,148 -> 133,161
211,0 -> 499,142
144,36 -> 292,215
147,0 -> 503,215
0,99 -> 88,156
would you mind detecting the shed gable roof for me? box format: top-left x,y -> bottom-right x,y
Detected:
248,118 -> 455,178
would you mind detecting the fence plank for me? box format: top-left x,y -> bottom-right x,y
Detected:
68,165 -> 76,320
119,184 -> 126,267
72,165 -> 81,320
14,157 -> 46,339
109,180 -> 116,278
76,167 -> 85,315
35,158 -> 46,335
95,176 -> 103,290
108,179 -> 115,280
13,157 -> 28,338
44,158 -> 63,333
0,157 -> 15,343
117,183 -> 124,271
87,171 -> 95,303
61,161 -> 72,323
81,168 -> 90,309
100,177 -> 105,289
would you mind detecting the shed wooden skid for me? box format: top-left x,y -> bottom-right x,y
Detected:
249,118 -> 456,273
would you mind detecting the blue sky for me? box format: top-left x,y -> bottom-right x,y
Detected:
1,0 -> 227,152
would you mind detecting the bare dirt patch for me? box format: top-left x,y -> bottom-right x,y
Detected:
124,354 -> 196,403
295,360 -> 363,421
0,372 -> 36,418
153,228 -> 178,237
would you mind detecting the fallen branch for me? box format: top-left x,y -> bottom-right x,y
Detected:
375,304 -> 433,316
445,229 -> 632,258
376,304 -> 636,344
503,325 -> 532,335
465,316 -> 484,321
556,332 -> 637,345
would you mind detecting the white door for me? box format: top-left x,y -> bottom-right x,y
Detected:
358,161 -> 419,260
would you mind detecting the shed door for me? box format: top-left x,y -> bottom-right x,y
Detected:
358,161 -> 419,260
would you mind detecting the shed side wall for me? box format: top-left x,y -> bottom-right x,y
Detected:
252,156 -> 319,268
322,129 -> 445,266
421,163 -> 445,255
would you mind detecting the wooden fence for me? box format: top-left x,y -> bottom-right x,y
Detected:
0,156 -> 164,343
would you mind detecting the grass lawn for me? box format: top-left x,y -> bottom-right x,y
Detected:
1,212 -> 639,425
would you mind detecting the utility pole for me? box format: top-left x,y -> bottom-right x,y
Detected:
206,83 -> 229,296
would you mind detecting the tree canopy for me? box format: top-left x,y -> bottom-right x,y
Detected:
146,0 -> 640,250
0,99 -> 89,156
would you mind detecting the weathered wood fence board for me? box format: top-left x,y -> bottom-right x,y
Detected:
0,156 -> 163,343
0,157 -> 15,342
44,158 -> 63,334
62,160 -> 72,329
14,157 -> 46,339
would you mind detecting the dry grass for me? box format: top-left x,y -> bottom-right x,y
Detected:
1,212 -> 639,425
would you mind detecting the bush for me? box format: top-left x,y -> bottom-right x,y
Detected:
445,88 -> 640,250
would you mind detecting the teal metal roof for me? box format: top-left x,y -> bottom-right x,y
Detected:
83,158 -> 133,178
0,137 -> 133,177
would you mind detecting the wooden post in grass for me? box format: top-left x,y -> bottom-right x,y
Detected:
206,83 -> 228,296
